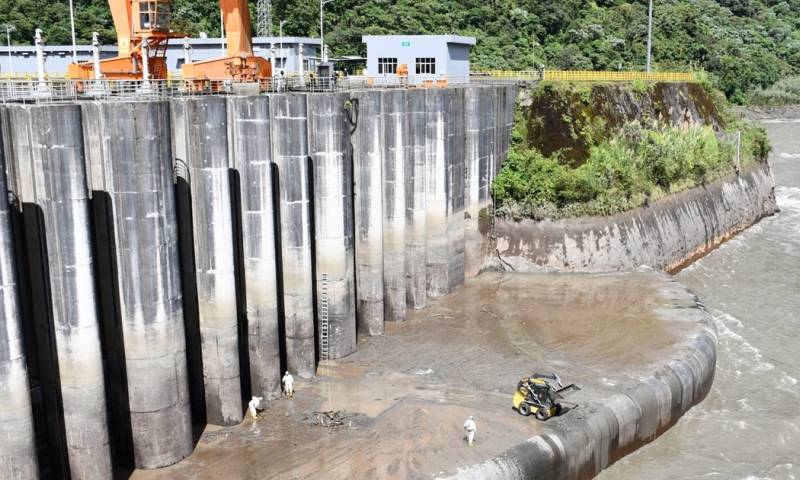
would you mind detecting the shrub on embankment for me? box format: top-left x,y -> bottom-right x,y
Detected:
493,81 -> 771,220
749,76 -> 800,106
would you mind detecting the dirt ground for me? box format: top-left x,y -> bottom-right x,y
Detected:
132,270 -> 693,480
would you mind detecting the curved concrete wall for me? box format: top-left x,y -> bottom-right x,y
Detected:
5,104 -> 113,478
0,121 -> 38,479
171,97 -> 243,426
405,89 -> 427,310
381,89 -> 408,322
270,93 -> 316,378
444,276 -> 718,480
351,91 -> 385,336
491,162 -> 778,274
307,92 -> 357,359
83,100 -> 193,468
227,96 -> 282,400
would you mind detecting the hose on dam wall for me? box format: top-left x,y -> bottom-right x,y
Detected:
0,85 -> 516,476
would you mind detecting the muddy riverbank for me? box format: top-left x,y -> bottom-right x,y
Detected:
133,270 -> 714,480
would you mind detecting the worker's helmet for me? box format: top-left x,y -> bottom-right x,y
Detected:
469,415 -> 474,419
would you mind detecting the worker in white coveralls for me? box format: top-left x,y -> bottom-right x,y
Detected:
248,396 -> 263,419
282,371 -> 294,398
463,416 -> 477,446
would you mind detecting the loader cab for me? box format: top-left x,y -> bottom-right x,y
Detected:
134,0 -> 172,35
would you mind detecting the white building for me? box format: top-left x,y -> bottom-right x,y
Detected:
362,35 -> 476,85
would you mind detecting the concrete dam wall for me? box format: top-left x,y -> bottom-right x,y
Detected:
0,85 -> 515,477
489,161 -> 778,274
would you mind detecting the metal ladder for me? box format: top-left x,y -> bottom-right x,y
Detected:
320,273 -> 329,362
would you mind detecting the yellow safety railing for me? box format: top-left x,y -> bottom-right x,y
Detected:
478,70 -> 696,83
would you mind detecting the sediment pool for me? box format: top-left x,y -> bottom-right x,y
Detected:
132,270 -> 712,479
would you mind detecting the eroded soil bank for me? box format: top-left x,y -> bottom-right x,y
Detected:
133,270 -> 714,480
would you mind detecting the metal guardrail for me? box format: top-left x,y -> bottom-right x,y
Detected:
477,69 -> 696,83
0,75 -> 523,103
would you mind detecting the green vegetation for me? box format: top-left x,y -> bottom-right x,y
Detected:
749,76 -> 800,106
1,1 -> 798,104
493,84 -> 771,220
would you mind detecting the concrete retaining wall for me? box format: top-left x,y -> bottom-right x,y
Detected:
443,276 -> 718,480
490,162 -> 778,273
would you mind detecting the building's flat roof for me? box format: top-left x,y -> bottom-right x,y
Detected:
362,35 -> 476,46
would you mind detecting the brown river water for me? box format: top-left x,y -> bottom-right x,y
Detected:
600,120 -> 800,479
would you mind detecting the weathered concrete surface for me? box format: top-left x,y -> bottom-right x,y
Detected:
405,89 -> 427,309
227,96 -> 281,399
351,90 -> 384,336
131,270 -> 715,480
5,104 -> 113,478
381,89 -> 408,322
0,115 -> 38,479
490,162 -> 778,274
171,97 -> 243,426
83,100 -> 193,468
307,92 -> 357,358
270,93 -> 316,377
424,89 -> 450,297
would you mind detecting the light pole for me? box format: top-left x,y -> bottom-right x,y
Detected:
68,0 -> 78,62
279,20 -> 286,72
320,0 -> 334,63
1,23 -> 15,75
646,0 -> 653,73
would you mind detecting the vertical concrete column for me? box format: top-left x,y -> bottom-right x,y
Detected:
380,90 -> 407,322
171,97 -> 243,425
307,92 -> 357,358
270,93 -> 316,377
424,89 -> 449,297
480,88 -> 498,206
82,100 -> 193,468
405,89 -> 427,309
502,86 -> 517,167
350,91 -> 384,336
4,104 -> 112,478
227,96 -> 281,399
446,88 -> 466,292
0,115 -> 38,479
464,87 -> 483,277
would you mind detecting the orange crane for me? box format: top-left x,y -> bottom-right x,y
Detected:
67,0 -> 271,83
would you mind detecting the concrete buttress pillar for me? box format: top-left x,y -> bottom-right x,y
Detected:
446,89 -> 466,292
381,90 -> 408,322
307,92 -> 357,358
270,93 -> 316,377
4,104 -> 112,478
227,96 -> 282,399
171,97 -> 243,425
0,112 -> 38,479
82,100 -> 193,468
405,89 -> 427,310
424,89 -> 449,297
350,91 -> 384,336
464,87 -> 484,277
